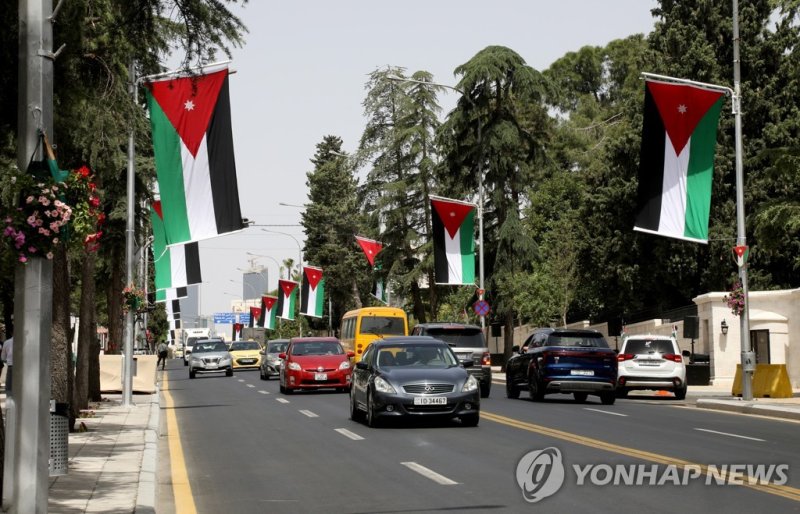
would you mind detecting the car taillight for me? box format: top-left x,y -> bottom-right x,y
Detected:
663,354 -> 683,363
481,352 -> 491,366
617,353 -> 634,362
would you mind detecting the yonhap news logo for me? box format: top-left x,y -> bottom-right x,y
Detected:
515,447 -> 789,503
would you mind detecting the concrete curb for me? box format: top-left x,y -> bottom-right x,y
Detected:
696,399 -> 800,421
135,391 -> 160,513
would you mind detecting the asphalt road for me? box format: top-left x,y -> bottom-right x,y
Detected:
159,360 -> 800,514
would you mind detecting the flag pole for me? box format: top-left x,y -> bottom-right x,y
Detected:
640,72 -> 733,98
732,0 -> 754,401
122,60 -> 136,407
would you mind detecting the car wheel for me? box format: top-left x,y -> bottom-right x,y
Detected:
226,368 -> 233,377
366,390 -> 380,428
529,380 -> 545,402
674,386 -> 687,400
600,392 -> 616,405
461,414 -> 479,427
350,391 -> 365,422
480,382 -> 491,398
506,377 -> 520,399
189,370 -> 196,379
616,388 -> 629,398
279,384 -> 286,394
573,392 -> 588,403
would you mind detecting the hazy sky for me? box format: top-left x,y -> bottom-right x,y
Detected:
195,0 -> 658,323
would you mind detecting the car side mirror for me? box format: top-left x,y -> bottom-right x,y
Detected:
278,353 -> 287,359
347,351 -> 355,358
614,349 -> 619,354
460,359 -> 474,368
682,350 -> 691,357
259,351 -> 265,355
355,361 -> 369,370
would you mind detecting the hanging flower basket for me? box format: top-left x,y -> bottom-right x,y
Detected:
122,284 -> 146,313
722,280 -> 745,317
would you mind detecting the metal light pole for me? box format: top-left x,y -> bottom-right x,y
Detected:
122,60 -> 136,407
387,75 -> 485,329
732,0 -> 754,400
262,229 -> 303,336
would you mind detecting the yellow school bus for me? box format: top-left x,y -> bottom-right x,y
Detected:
340,306 -> 408,362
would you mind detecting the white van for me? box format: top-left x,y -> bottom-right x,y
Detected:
182,328 -> 211,366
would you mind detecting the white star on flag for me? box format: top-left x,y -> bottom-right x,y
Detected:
677,104 -> 687,114
184,99 -> 195,111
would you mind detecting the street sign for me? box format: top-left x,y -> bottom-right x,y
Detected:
213,312 -> 237,324
473,300 -> 490,317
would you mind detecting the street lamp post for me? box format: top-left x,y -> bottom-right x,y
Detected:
387,75 -> 486,330
261,228 -> 303,336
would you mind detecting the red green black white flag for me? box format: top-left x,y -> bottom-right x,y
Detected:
146,67 -> 245,245
259,296 -> 278,330
634,79 -> 725,243
431,195 -> 476,285
276,279 -> 298,321
150,201 -> 202,293
300,266 -> 325,318
249,306 -> 262,328
232,322 -> 243,341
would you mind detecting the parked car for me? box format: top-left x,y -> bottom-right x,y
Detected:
189,339 -> 233,379
507,328 -> 617,404
228,340 -> 263,370
616,334 -> 688,399
350,336 -> 481,427
259,339 -> 289,380
279,337 -> 354,394
411,322 -> 492,398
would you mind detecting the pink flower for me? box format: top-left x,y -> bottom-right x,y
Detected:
50,223 -> 59,233
46,252 -> 53,259
26,196 -> 34,204
28,246 -> 36,253
27,215 -> 37,225
18,255 -> 27,263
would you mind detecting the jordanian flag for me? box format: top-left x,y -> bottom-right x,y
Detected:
249,307 -> 262,328
232,323 -> 243,341
372,277 -> 387,304
634,79 -> 725,243
151,201 -> 202,292
146,68 -> 245,245
355,236 -> 383,266
276,279 -> 298,320
152,286 -> 188,304
431,195 -> 476,285
259,296 -> 278,330
300,266 -> 325,318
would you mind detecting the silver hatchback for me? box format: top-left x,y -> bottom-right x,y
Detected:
189,339 -> 233,379
259,339 -> 289,380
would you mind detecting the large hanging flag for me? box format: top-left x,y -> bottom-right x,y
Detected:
248,307 -> 262,328
232,323 -> 243,341
431,195 -> 477,285
145,67 -> 245,245
300,266 -> 325,318
634,79 -> 726,243
153,286 -> 188,304
355,236 -> 383,266
276,279 -> 298,320
259,296 -> 278,330
151,201 -> 202,292
372,276 -> 387,304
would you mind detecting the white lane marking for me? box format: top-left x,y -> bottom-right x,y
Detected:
238,379 -> 245,382
258,390 -> 270,395
246,384 -> 255,388
299,410 -> 318,418
694,428 -> 765,442
335,428 -> 364,441
401,462 -> 459,485
585,408 -> 628,417
276,398 -> 290,404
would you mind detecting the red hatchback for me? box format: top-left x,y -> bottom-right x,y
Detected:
279,337 -> 354,394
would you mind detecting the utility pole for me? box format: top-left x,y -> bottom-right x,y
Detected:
8,1 -> 56,512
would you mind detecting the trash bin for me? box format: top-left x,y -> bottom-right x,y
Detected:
49,402 -> 69,476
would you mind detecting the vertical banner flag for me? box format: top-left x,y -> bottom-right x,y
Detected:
249,307 -> 262,328
145,67 -> 245,245
259,296 -> 278,330
232,323 -> 243,341
431,195 -> 477,285
373,276 -> 387,304
634,79 -> 725,243
153,286 -> 188,304
355,236 -> 383,266
300,266 -> 325,318
276,279 -> 299,321
151,201 -> 202,292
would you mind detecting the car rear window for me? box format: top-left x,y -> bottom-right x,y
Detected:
267,342 -> 288,353
546,334 -> 609,348
423,327 -> 485,348
360,316 -> 406,336
291,341 -> 344,355
229,342 -> 261,351
623,339 -> 675,355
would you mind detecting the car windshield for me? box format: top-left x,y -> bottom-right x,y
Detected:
360,316 -> 405,336
423,327 -> 484,348
376,345 -> 458,368
194,342 -> 228,353
267,342 -> 288,354
624,339 -> 675,355
186,337 -> 200,348
546,335 -> 609,348
291,342 -> 344,356
229,342 -> 261,352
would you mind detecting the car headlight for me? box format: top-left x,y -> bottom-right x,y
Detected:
220,356 -> 232,363
339,361 -> 351,370
288,362 -> 301,371
373,376 -> 396,394
462,375 -> 479,392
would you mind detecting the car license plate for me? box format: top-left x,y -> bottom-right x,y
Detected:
414,396 -> 447,405
314,373 -> 327,381
241,359 -> 255,364
638,360 -> 660,366
206,365 -> 217,370
457,353 -> 472,360
570,370 -> 594,376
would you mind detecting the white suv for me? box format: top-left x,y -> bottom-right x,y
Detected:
617,335 -> 688,399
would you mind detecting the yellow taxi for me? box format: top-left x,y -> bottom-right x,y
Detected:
228,340 -> 263,370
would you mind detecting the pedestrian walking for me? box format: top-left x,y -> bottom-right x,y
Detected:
157,341 -> 169,370
2,334 -> 13,393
